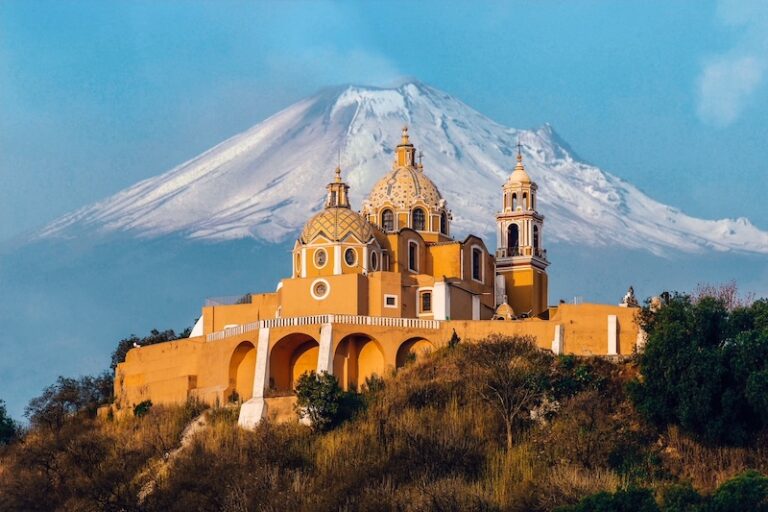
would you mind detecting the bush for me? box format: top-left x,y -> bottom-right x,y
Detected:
25,373 -> 113,430
710,470 -> 768,512
295,371 -> 360,432
134,399 -> 153,417
557,487 -> 659,512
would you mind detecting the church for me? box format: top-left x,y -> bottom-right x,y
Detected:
114,128 -> 642,428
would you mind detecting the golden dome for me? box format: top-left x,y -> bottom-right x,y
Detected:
507,152 -> 532,184
493,301 -> 516,320
367,165 -> 443,211
301,207 -> 374,243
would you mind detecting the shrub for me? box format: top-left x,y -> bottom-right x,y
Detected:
134,400 -> 153,418
710,470 -> 768,512
25,373 -> 113,430
295,371 -> 360,432
0,399 -> 18,445
556,487 -> 659,512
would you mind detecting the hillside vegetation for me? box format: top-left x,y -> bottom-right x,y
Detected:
1,289 -> 767,511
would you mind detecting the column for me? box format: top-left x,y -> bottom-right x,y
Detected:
551,324 -> 564,355
334,245 -> 342,275
432,282 -> 451,320
301,248 -> 307,278
316,319 -> 334,374
237,327 -> 271,430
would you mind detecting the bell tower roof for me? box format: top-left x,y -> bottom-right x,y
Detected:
507,145 -> 533,185
395,126 -> 417,168
325,166 -> 350,208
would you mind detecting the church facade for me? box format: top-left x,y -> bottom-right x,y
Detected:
114,128 -> 642,427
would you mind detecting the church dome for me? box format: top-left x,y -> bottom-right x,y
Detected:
507,152 -> 532,184
301,207 -> 374,243
367,165 -> 444,211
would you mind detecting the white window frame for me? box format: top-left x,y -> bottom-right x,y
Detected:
310,278 -> 331,300
384,294 -> 398,308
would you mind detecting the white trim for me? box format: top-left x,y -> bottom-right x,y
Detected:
384,294 -> 398,308
301,247 -> 307,278
470,244 -> 485,284
333,245 -> 342,275
432,282 -> 450,320
472,295 -> 480,320
362,246 -> 369,273
313,248 -> 328,269
310,278 -> 331,300
370,250 -> 378,271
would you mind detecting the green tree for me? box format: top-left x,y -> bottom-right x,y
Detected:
0,399 -> 18,446
710,471 -> 768,512
295,371 -> 357,432
628,293 -> 768,445
557,487 -> 659,512
25,373 -> 113,430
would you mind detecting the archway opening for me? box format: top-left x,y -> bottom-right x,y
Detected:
333,335 -> 385,391
269,333 -> 319,392
507,224 -> 520,250
396,337 -> 435,368
412,208 -> 426,231
228,341 -> 256,402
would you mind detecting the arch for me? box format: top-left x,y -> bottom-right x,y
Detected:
507,224 -> 520,250
269,333 -> 319,392
440,211 -> 448,235
412,208 -> 426,231
333,334 -> 385,391
512,193 -> 518,210
533,225 -> 540,250
228,341 -> 256,402
523,192 -> 528,210
381,209 -> 394,232
396,337 -> 435,368
531,192 -> 535,210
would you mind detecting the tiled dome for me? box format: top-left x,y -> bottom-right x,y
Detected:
301,207 -> 374,243
367,165 -> 443,211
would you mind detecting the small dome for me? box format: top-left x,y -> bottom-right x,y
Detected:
367,165 -> 443,211
507,153 -> 532,184
301,207 -> 374,243
493,302 -> 515,320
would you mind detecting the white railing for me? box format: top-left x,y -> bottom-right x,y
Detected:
205,314 -> 441,342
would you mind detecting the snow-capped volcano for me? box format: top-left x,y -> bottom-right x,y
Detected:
38,82 -> 768,255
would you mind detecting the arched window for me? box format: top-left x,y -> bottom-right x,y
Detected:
381,209 -> 394,232
507,224 -> 519,251
533,225 -> 540,250
440,211 -> 448,235
523,192 -> 528,210
412,208 -> 425,231
512,193 -> 518,210
471,247 -> 483,282
531,192 -> 535,210
408,241 -> 418,272
370,251 -> 378,271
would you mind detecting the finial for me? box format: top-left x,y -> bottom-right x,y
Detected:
334,165 -> 342,183
516,141 -> 523,162
418,150 -> 424,169
401,125 -> 410,144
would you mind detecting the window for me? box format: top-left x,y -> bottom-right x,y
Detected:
314,248 -> 327,268
533,225 -> 540,250
330,191 -> 337,206
523,192 -> 528,210
440,211 -> 448,235
295,254 -> 301,276
531,192 -> 535,210
507,224 -> 519,249
384,294 -> 398,308
472,247 -> 483,282
408,241 -> 418,272
370,251 -> 378,271
512,193 -> 518,210
420,291 -> 432,313
311,279 -> 330,300
344,247 -> 356,266
382,209 -> 394,232
412,208 -> 425,231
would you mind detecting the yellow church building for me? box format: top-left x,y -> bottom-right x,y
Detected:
114,128 -> 643,428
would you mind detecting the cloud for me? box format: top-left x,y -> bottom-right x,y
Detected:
696,0 -> 768,127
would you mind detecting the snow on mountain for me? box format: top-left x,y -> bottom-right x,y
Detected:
37,82 -> 768,256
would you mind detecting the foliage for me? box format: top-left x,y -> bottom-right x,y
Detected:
448,328 -> 461,348
24,372 -> 113,430
556,487 -> 659,512
294,371 -> 361,432
133,399 -> 153,417
0,399 -> 18,446
111,327 -> 191,371
629,292 -> 768,445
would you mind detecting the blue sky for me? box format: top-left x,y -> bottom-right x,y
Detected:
1,0 -> 767,242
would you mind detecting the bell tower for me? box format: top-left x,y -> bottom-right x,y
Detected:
494,146 -> 549,317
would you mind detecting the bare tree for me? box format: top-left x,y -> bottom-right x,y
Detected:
463,336 -> 553,450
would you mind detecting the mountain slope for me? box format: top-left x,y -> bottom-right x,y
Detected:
37,82 -> 768,256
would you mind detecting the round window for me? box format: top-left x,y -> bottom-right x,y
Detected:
311,279 -> 330,300
370,251 -> 378,271
314,248 -> 327,268
344,247 -> 356,266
